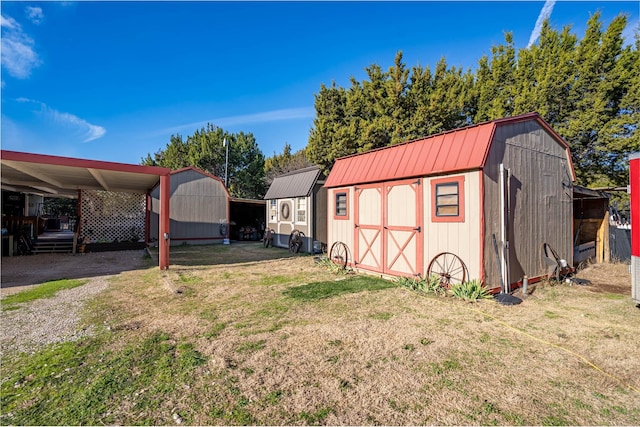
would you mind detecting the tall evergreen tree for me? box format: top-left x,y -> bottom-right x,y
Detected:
306,12 -> 637,189
264,143 -> 313,186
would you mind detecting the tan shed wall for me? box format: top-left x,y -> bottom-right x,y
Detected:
483,121 -> 574,288
150,169 -> 228,244
327,187 -> 355,261
423,171 -> 483,281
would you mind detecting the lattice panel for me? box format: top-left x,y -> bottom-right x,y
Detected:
80,190 -> 145,243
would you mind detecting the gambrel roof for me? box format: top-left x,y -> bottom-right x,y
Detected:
264,166 -> 324,200
324,112 -> 575,188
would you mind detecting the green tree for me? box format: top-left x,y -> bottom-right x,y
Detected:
306,82 -> 351,174
474,32 -> 517,122
264,143 -> 313,186
563,13 -> 634,186
142,124 -> 266,199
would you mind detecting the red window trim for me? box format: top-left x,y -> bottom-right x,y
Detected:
431,175 -> 465,223
333,189 -> 350,220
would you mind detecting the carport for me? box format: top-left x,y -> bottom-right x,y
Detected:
0,150 -> 172,269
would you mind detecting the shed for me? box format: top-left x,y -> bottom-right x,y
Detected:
229,197 -> 266,241
149,167 -> 230,246
264,166 -> 327,253
324,112 -> 576,291
573,186 -> 610,265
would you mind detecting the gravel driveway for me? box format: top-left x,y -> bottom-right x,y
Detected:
1,250 -> 147,356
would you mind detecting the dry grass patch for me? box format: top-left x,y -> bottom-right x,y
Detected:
2,244 -> 639,425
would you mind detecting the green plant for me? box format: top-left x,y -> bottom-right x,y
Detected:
449,279 -> 492,302
315,256 -> 353,275
395,275 -> 446,295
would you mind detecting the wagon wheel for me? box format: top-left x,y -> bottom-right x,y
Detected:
263,228 -> 274,248
329,241 -> 348,268
427,252 -> 468,288
288,230 -> 305,253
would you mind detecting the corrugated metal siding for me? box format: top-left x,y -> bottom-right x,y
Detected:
264,166 -> 322,199
313,184 -> 328,245
150,169 -> 229,243
325,113 -> 575,189
483,121 -> 574,287
423,171 -> 482,281
325,123 -> 494,188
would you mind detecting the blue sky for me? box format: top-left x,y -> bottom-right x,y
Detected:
1,1 -> 638,165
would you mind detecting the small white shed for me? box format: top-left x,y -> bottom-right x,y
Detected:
264,166 -> 327,254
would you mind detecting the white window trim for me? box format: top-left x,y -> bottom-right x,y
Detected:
296,197 -> 307,225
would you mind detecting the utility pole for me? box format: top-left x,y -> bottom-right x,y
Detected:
223,137 -> 229,188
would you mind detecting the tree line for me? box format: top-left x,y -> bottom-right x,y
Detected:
144,13 -> 638,198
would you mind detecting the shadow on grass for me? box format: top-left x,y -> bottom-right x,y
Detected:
283,276 -> 397,301
155,242 -> 298,267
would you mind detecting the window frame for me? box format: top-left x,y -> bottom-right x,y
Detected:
296,197 -> 307,224
333,189 -> 350,220
269,200 -> 277,222
431,176 -> 465,223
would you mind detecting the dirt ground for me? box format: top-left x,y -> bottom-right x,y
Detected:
1,248 -> 632,298
0,250 -> 148,296
2,245 -> 639,425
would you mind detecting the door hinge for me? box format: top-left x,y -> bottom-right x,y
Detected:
413,226 -> 421,232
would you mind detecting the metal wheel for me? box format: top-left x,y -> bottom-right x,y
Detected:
288,230 -> 305,253
541,243 -> 570,282
329,241 -> 348,268
263,228 -> 273,248
427,252 -> 468,288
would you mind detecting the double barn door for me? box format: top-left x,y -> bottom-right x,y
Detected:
354,179 -> 423,277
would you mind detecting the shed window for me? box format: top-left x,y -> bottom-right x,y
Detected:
436,183 -> 459,216
431,176 -> 465,223
335,192 -> 348,218
269,200 -> 277,221
297,197 -> 307,223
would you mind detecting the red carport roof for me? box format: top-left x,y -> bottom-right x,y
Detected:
0,150 -> 171,197
324,112 -> 575,188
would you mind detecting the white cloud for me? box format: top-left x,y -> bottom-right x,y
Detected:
17,98 -> 107,142
158,107 -> 315,136
527,0 -> 556,48
25,6 -> 44,25
1,13 -> 41,78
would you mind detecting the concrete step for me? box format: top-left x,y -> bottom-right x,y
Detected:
31,241 -> 73,254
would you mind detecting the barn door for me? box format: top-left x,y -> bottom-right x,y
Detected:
354,185 -> 383,273
384,179 -> 423,276
354,179 -> 423,276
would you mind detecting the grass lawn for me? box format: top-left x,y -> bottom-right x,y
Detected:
1,243 -> 639,425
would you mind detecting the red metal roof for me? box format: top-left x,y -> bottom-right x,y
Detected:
324,113 -> 575,188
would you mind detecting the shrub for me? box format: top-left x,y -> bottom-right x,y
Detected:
449,279 -> 492,302
395,275 -> 446,295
